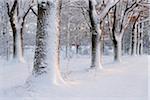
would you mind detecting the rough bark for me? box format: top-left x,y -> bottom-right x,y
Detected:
6,0 -> 31,62
110,1 -> 139,62
6,0 -> 18,59
89,0 -> 102,69
33,0 -> 63,84
33,1 -> 51,75
111,6 -> 122,62
114,37 -> 122,61
88,0 -> 119,68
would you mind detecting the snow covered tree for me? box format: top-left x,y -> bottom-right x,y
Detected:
6,0 -> 35,62
130,13 -> 141,56
88,0 -> 119,69
107,0 -> 143,62
33,0 -> 64,84
6,0 -> 18,60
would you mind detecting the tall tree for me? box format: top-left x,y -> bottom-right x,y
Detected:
33,0 -> 63,84
131,13 -> 141,56
108,0 -> 142,62
6,0 -> 34,62
88,0 -> 119,69
6,0 -> 18,60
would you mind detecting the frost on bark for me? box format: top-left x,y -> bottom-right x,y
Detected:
6,0 -> 33,62
33,0 -> 63,84
108,0 -> 141,62
113,36 -> 122,61
88,0 -> 119,68
6,0 -> 18,59
8,0 -> 24,62
88,0 -> 102,69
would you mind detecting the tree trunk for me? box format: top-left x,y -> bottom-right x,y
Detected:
131,23 -> 137,56
33,0 -> 63,84
137,23 -> 141,55
7,0 -> 24,62
20,20 -> 25,57
139,22 -> 144,55
113,36 -> 122,62
76,45 -> 79,54
10,17 -> 24,62
89,0 -> 102,69
16,21 -> 24,62
91,33 -> 102,69
9,16 -> 17,59
100,23 -> 104,63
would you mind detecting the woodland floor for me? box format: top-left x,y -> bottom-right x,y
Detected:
0,50 -> 149,100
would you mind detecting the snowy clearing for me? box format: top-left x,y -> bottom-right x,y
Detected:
0,55 -> 148,100
0,0 -> 149,100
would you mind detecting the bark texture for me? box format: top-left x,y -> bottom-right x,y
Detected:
33,0 -> 63,84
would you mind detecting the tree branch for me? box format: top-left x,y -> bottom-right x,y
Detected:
30,7 -> 37,16
99,0 -> 120,24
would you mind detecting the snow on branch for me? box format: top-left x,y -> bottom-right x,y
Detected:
98,0 -> 120,23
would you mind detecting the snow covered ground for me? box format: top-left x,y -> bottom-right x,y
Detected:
0,49 -> 148,100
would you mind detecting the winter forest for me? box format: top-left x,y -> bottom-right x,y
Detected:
0,0 -> 150,100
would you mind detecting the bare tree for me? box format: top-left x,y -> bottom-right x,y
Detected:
88,0 -> 119,69
131,13 -> 141,56
6,0 -> 35,62
107,0 -> 143,62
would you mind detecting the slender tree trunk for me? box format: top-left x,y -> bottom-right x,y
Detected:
139,32 -> 143,55
9,16 -> 17,59
7,0 -> 24,62
20,20 -> 25,57
131,23 -> 138,56
100,23 -> 104,63
137,24 -> 141,55
76,45 -> 79,54
19,5 -> 35,57
139,22 -> 144,55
